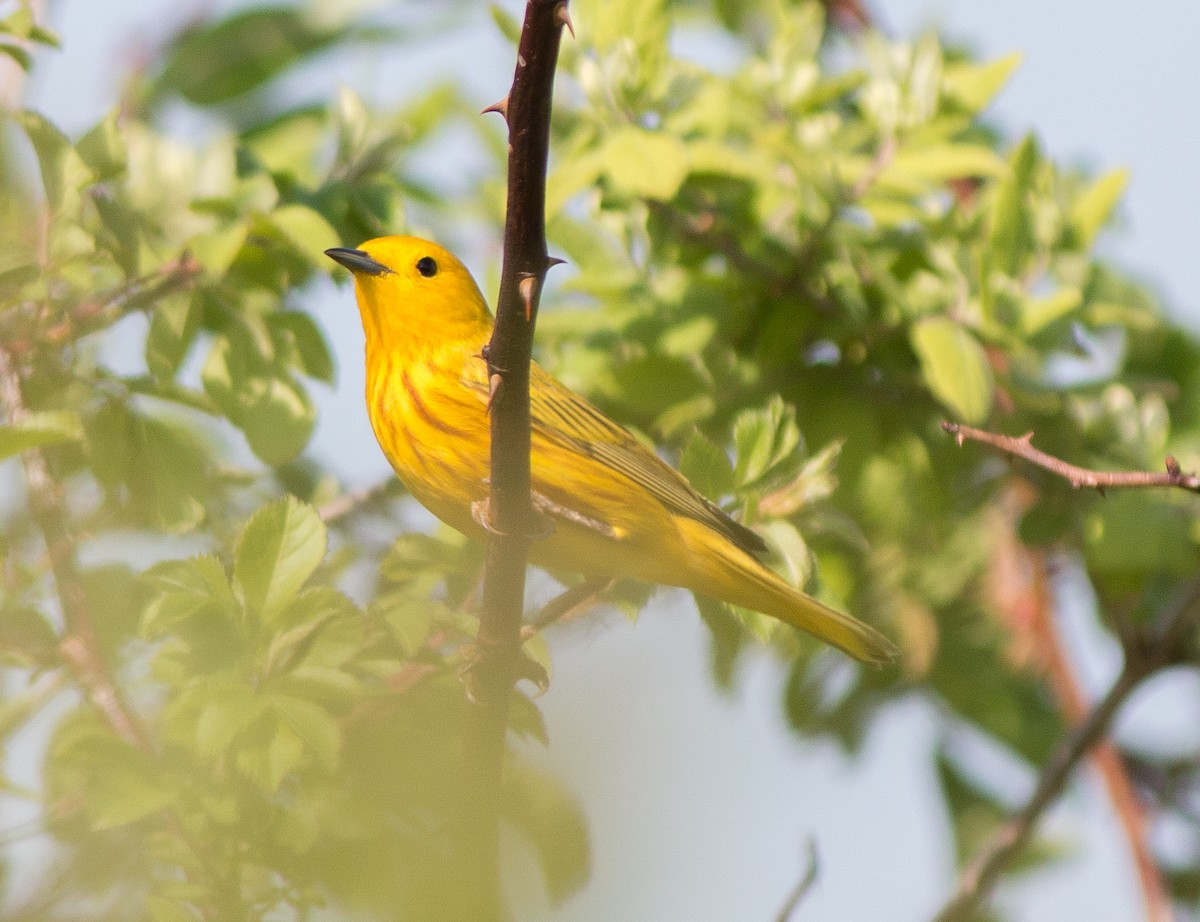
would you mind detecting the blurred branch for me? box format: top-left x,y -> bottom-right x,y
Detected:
933,578 -> 1200,922
459,2 -> 569,919
773,838 -> 821,922
943,422 -> 1200,494
0,347 -> 147,749
1,254 -> 200,356
316,478 -> 403,524
1026,551 -> 1171,922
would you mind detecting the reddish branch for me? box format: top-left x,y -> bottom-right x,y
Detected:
1027,552 -> 1171,922
943,421 -> 1200,494
935,423 -> 1200,921
458,2 -> 569,919
0,348 -> 147,749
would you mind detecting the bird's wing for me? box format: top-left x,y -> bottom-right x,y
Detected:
525,364 -> 767,557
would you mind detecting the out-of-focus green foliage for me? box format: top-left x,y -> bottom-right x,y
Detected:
1,0 -> 1198,918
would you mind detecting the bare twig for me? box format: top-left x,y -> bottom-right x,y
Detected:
1026,552 -> 1171,922
773,838 -> 821,922
932,579 -> 1200,922
458,2 -> 570,919
1,255 -> 200,356
0,348 -> 147,749
316,478 -> 402,524
942,421 -> 1200,494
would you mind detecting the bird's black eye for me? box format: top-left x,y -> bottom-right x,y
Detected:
415,256 -> 438,278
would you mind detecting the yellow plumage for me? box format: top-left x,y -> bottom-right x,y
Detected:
326,236 -> 895,665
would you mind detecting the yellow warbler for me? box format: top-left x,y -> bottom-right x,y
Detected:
326,237 -> 895,665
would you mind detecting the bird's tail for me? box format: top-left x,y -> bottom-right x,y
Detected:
677,518 -> 897,666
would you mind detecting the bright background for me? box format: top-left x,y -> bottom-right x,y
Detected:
17,1 -> 1200,919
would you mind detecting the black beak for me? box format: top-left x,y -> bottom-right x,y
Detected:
325,247 -> 393,277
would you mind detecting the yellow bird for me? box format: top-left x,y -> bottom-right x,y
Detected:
326,237 -> 895,665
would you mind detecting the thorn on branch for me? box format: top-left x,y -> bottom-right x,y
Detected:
545,255 -> 567,271
941,420 -> 1200,495
518,274 -> 538,322
486,373 -> 504,414
481,95 -> 510,122
553,2 -> 574,38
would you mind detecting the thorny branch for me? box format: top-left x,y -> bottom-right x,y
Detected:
943,421 -> 1200,494
458,2 -> 570,919
932,578 -> 1200,922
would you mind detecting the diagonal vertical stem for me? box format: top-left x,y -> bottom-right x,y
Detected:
458,3 -> 569,920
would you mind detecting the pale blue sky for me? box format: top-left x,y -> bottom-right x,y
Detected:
16,1 -> 1200,920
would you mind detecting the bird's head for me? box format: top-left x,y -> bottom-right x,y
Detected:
325,236 -> 492,351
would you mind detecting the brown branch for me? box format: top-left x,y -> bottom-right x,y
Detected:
458,3 -> 569,919
943,421 -> 1200,494
932,579 -> 1200,922
1027,553 -> 1171,922
0,348 -> 147,749
1,254 -> 200,356
316,478 -> 402,524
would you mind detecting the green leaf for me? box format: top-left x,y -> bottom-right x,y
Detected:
234,498 -> 326,624
1022,287 -> 1082,336
145,293 -> 199,380
603,127 -> 689,201
942,52 -> 1022,112
988,134 -> 1039,276
141,555 -> 237,636
85,744 -> 178,830
1070,167 -> 1129,249
0,42 -> 32,71
0,605 -> 59,667
75,111 -> 128,182
270,694 -> 341,770
910,317 -> 995,424
380,597 -> 436,656
194,685 -> 258,758
15,109 -> 88,209
0,411 -> 82,460
268,203 -> 341,264
503,759 -> 591,905
732,396 -> 803,488
270,311 -> 335,383
155,8 -> 352,106
885,143 -> 1006,183
237,720 -> 304,793
679,429 -> 735,500
241,373 -> 316,466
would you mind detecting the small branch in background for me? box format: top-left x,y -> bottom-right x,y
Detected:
1025,551 -> 1171,922
773,838 -> 821,922
317,478 -> 402,525
459,2 -> 569,919
943,422 -> 1200,494
1,254 -> 201,356
932,579 -> 1200,922
933,662 -> 1143,922
0,348 -> 147,749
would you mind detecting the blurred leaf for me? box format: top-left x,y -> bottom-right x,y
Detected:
269,203 -> 341,265
733,396 -> 803,489
1070,167 -> 1129,249
910,317 -> 994,424
0,410 -> 82,459
234,497 -> 327,624
155,8 -> 361,106
1022,287 -> 1081,336
988,134 -> 1039,276
603,127 -> 689,201
942,52 -> 1022,112
679,428 -> 735,500
504,759 -> 590,905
